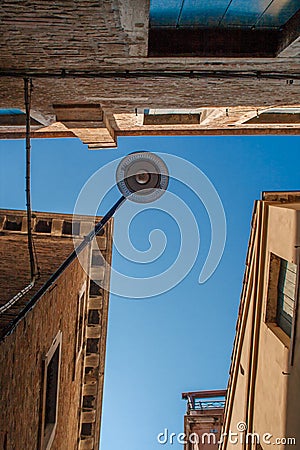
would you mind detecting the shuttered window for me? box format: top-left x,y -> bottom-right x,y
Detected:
276,259 -> 297,337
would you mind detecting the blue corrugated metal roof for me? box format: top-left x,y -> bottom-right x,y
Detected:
150,0 -> 182,27
150,0 -> 299,28
0,109 -> 23,115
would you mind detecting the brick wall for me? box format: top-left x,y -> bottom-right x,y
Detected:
0,0 -> 130,71
0,1 -> 299,118
1,68 -> 299,120
0,210 -> 101,338
0,0 -> 299,141
0,252 -> 89,449
0,210 -> 113,449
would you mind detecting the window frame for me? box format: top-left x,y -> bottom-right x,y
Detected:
265,253 -> 297,345
74,282 -> 87,367
276,258 -> 296,337
40,330 -> 62,450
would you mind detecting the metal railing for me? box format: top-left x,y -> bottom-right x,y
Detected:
193,400 -> 225,410
182,390 -> 227,413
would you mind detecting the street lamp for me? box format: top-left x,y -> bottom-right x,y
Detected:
116,151 -> 169,203
1,83 -> 170,315
26,152 -> 169,301
89,151 -> 169,241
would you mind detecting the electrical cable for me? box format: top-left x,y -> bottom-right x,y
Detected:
3,196 -> 126,328
24,77 -> 37,280
0,69 -> 298,81
176,0 -> 186,28
218,0 -> 234,27
0,78 -> 39,315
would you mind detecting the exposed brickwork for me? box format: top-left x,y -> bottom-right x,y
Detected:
0,246 -> 88,450
0,209 -> 113,450
0,0 -> 130,70
0,73 -> 299,147
0,0 -> 299,144
0,234 -> 74,312
93,227 -> 112,449
0,210 -> 105,337
0,249 -> 90,449
1,71 -> 299,119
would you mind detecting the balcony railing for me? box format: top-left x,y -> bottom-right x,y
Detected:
182,389 -> 226,413
193,400 -> 225,410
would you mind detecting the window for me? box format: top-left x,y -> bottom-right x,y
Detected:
35,219 -> 52,233
75,283 -> 87,362
143,109 -> 201,125
266,254 -> 297,339
277,259 -> 297,337
0,108 -> 41,126
89,280 -> 102,297
53,104 -> 103,123
244,108 -> 300,124
3,215 -> 22,231
40,331 -> 62,450
62,220 -> 80,236
91,250 -> 104,266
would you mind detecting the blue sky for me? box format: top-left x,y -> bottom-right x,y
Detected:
1,135 -> 299,449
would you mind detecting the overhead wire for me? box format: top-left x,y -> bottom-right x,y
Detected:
24,77 -> 38,279
0,69 -> 298,81
0,78 -> 39,315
